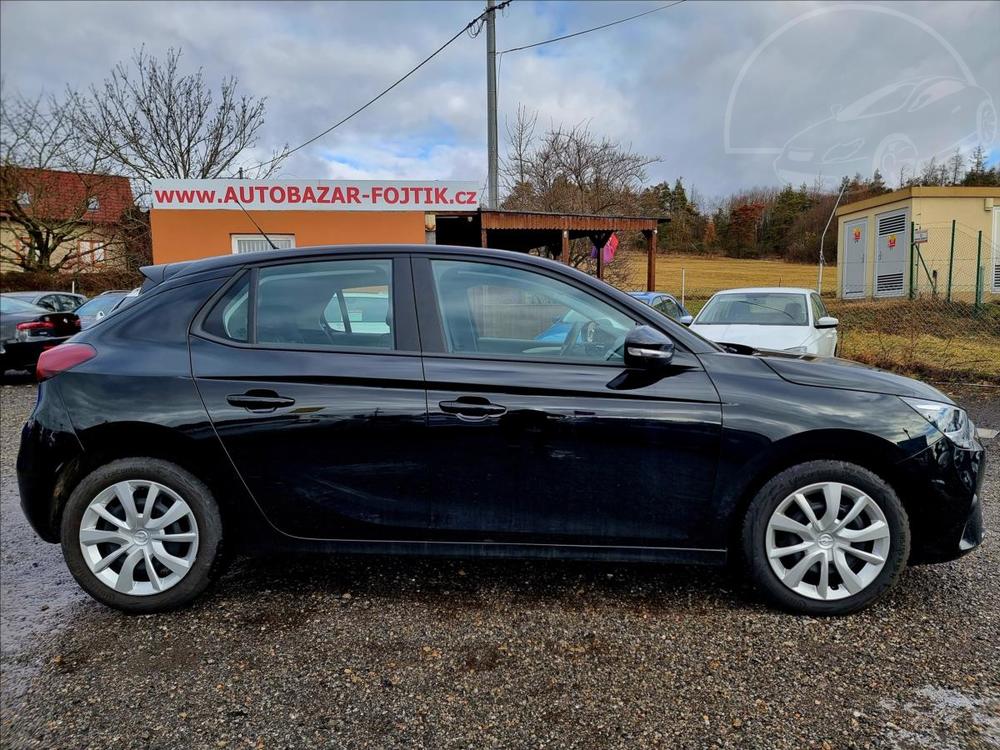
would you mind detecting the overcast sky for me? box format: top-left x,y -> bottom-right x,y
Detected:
2,0 -> 998,203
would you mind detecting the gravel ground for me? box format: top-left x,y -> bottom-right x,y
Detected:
1,379 -> 998,749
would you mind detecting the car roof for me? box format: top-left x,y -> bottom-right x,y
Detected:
145,244 -> 599,283
708,287 -> 814,295
628,291 -> 662,299
5,290 -> 82,298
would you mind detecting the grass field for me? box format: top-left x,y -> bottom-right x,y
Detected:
619,252 -> 837,298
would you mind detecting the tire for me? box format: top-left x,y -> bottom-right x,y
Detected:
742,460 -> 909,616
60,458 -> 225,614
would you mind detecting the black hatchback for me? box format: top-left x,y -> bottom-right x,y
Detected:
17,245 -> 986,615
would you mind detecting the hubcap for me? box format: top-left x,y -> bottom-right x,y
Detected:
79,480 -> 199,596
765,482 -> 890,601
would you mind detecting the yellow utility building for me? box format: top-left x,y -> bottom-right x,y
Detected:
836,186 -> 1000,303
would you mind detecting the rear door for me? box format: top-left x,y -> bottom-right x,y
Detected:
413,256 -> 723,549
190,254 -> 432,540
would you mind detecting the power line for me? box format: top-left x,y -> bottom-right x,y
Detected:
499,0 -> 686,56
250,0 -> 512,172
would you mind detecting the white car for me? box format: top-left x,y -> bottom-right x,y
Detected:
689,287 -> 839,356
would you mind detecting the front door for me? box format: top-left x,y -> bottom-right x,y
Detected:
191,255 -> 431,540
414,257 -> 723,549
842,219 -> 867,298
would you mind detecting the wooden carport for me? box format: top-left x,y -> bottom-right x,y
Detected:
434,210 -> 668,291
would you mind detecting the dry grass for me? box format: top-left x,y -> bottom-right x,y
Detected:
830,299 -> 1000,384
618,251 -> 837,298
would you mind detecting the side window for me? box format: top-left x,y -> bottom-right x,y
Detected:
430,259 -> 636,362
37,296 -> 58,311
256,259 -> 392,349
810,293 -> 828,324
58,295 -> 79,311
654,297 -> 681,320
202,273 -> 250,343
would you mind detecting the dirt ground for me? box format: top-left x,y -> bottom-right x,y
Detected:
1,379 -> 997,749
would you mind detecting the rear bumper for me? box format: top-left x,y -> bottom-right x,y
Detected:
900,435 -> 987,565
1,337 -> 71,370
16,381 -> 84,543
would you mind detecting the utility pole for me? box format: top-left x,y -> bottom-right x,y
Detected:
485,0 -> 499,209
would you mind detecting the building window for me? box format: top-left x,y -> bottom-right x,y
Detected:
78,239 -> 106,264
87,197 -> 100,212
17,191 -> 31,206
231,234 -> 295,254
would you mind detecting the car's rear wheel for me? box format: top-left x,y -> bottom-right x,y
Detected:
60,458 -> 224,614
742,460 -> 909,615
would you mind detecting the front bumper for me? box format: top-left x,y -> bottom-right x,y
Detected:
899,434 -> 987,564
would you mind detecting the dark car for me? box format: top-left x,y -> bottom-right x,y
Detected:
17,245 -> 985,615
5,291 -> 87,312
74,290 -> 132,329
0,295 -> 80,374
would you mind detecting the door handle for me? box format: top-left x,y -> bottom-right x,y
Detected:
439,398 -> 507,419
227,390 -> 296,412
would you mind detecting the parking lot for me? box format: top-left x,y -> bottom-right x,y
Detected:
1,378 -> 998,749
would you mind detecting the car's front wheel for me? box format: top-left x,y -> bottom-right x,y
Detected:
60,458 -> 224,614
742,460 -> 909,615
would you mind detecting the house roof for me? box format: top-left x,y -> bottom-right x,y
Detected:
1,167 -> 134,224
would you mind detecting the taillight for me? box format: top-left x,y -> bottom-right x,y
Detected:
36,343 -> 96,381
16,320 -> 55,332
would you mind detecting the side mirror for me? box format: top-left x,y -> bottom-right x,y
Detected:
624,325 -> 674,369
816,316 -> 839,329
678,314 -> 694,326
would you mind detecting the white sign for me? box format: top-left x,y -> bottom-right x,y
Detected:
913,229 -> 929,244
151,179 -> 481,211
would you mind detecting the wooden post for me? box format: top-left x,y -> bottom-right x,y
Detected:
645,229 -> 657,291
480,228 -> 489,248
561,230 -> 570,265
595,234 -> 604,280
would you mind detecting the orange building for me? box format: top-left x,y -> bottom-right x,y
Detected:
149,178 -> 666,290
150,179 -> 480,264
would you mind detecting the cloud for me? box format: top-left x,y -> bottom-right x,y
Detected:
2,0 -> 997,202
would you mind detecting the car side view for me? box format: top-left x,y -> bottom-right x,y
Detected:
17,245 -> 985,615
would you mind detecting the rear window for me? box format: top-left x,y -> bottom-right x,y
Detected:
202,274 -> 250,343
76,294 -> 126,317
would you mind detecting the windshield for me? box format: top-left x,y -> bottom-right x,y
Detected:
76,294 -> 126,316
695,293 -> 809,326
0,296 -> 46,314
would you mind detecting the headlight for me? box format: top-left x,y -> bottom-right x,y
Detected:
900,397 -> 977,449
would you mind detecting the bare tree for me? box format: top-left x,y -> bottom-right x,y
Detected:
70,47 -> 288,195
1,91 -> 126,272
501,105 -> 657,216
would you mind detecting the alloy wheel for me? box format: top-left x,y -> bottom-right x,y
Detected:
765,481 -> 890,601
79,480 -> 199,596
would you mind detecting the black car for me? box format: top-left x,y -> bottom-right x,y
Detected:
17,245 -> 986,615
0,295 -> 81,374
